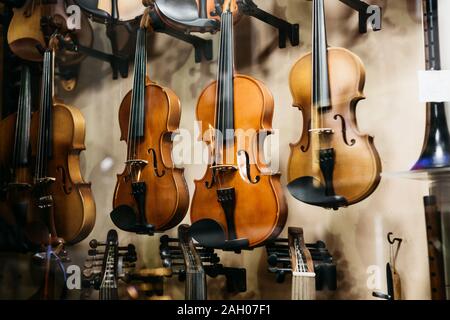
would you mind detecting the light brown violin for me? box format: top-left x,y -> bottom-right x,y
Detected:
8,0 -> 93,65
190,0 -> 287,249
30,38 -> 95,244
287,0 -> 381,210
112,12 -> 189,234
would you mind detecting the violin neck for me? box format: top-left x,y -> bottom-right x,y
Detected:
312,0 -> 331,110
215,9 -> 235,154
292,272 -> 316,300
13,66 -> 32,171
35,50 -> 54,179
186,269 -> 207,300
128,27 -> 147,149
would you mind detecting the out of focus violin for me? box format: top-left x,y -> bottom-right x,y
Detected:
30,37 -> 95,244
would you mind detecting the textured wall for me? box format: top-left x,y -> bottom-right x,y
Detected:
0,0 -> 435,300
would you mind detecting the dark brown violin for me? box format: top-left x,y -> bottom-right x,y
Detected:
190,0 -> 287,249
287,0 -> 381,210
0,66 -> 40,248
112,11 -> 189,234
30,38 -> 96,244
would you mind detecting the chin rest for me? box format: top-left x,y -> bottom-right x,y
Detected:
189,219 -> 249,251
287,176 -> 348,210
154,0 -> 219,30
74,0 -> 111,21
110,205 -> 155,235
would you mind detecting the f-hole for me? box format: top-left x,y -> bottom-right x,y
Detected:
57,166 -> 72,195
237,150 -> 260,184
147,148 -> 165,177
301,122 -> 311,152
334,114 -> 356,147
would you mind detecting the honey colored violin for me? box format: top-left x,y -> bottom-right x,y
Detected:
287,0 -> 381,209
190,1 -> 287,248
112,12 -> 189,233
30,40 -> 95,244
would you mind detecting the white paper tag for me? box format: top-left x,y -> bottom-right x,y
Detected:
418,70 -> 450,103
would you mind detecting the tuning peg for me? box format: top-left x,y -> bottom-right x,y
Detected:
276,270 -> 287,283
201,255 -> 220,264
122,262 -> 136,269
119,244 -> 136,252
89,239 -> 106,248
160,235 -> 179,243
268,266 -> 292,274
88,249 -> 104,256
83,268 -> 101,278
268,254 -> 290,266
82,277 -> 101,289
84,260 -> 103,268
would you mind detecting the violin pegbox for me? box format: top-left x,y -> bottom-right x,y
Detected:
265,229 -> 337,292
82,230 -> 137,293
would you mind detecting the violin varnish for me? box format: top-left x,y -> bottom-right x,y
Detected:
423,195 -> 446,300
292,272 -> 316,300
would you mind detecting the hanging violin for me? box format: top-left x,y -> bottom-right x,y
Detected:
287,0 -> 381,210
8,0 -> 93,63
190,0 -> 287,249
0,66 -> 42,248
30,37 -> 96,244
111,10 -> 189,234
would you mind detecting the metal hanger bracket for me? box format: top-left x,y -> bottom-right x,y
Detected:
236,0 -> 300,48
339,0 -> 382,33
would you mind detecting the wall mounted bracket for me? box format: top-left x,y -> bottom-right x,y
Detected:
339,0 -> 382,33
236,0 -> 299,48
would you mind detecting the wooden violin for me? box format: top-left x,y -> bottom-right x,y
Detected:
0,66 -> 45,248
8,0 -> 93,63
190,0 -> 287,248
146,0 -> 239,34
30,38 -> 95,244
112,11 -> 189,233
287,0 -> 381,210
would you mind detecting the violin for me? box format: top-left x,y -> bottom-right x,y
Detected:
8,0 -> 93,65
147,0 -> 239,34
0,66 -> 42,248
287,0 -> 381,209
190,0 -> 287,248
111,11 -> 189,233
30,38 -> 96,244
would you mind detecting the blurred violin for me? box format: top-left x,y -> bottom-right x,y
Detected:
30,37 -> 95,244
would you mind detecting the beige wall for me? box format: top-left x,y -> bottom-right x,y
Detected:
0,0 -> 437,300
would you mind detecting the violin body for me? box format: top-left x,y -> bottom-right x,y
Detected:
113,82 -> 189,231
0,114 -> 24,227
30,101 -> 95,244
288,47 -> 381,205
191,75 -> 287,247
8,0 -> 93,65
7,1 -> 46,62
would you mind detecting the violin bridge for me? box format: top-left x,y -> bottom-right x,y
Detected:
308,128 -> 334,135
